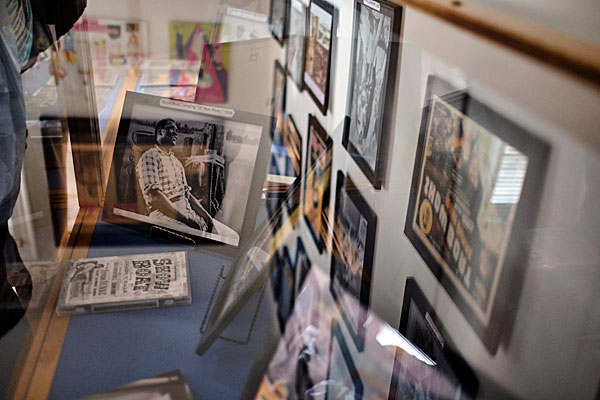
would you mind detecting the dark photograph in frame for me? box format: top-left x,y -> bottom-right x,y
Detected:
325,319 -> 364,400
286,0 -> 308,91
404,75 -> 550,354
388,277 -> 479,400
342,0 -> 402,190
293,237 -> 312,299
103,91 -> 271,254
329,171 -> 377,352
303,0 -> 334,115
275,246 -> 297,331
303,114 -> 333,253
269,0 -> 290,45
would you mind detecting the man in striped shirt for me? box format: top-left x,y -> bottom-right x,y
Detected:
136,118 -> 217,233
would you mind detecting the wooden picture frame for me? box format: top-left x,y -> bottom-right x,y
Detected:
303,0 -> 334,115
388,277 -> 479,399
329,171 -> 377,351
303,114 -> 333,253
404,75 -> 550,354
342,0 -> 402,189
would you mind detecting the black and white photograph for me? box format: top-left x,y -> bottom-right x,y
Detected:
286,0 -> 308,90
388,278 -> 479,400
269,0 -> 290,45
103,91 -> 271,250
330,171 -> 377,351
343,0 -> 401,189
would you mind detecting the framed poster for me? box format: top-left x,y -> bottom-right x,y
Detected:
388,278 -> 479,400
404,75 -> 549,354
303,0 -> 334,115
102,91 -> 271,255
286,0 -> 308,90
269,0 -> 290,45
342,0 -> 402,190
325,320 -> 364,400
329,171 -> 377,351
303,115 -> 333,253
168,21 -> 215,62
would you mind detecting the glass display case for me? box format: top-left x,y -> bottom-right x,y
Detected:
1,0 -> 599,398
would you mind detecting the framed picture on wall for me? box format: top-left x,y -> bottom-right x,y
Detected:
325,320 -> 364,400
404,75 -> 549,354
271,60 -> 287,139
102,91 -> 271,255
329,171 -> 377,351
303,115 -> 333,253
269,0 -> 290,45
294,237 -> 312,298
388,277 -> 479,399
342,0 -> 402,190
286,0 -> 308,90
303,0 -> 334,115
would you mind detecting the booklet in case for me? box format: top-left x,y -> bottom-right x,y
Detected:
56,251 -> 191,316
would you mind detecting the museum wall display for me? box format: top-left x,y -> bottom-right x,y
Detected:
2,0 -> 599,398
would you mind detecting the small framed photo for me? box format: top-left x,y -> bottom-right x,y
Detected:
303,0 -> 334,115
103,91 -> 271,255
303,115 -> 333,253
330,171 -> 377,351
269,0 -> 290,45
293,237 -> 312,298
343,0 -> 402,190
404,75 -> 550,354
325,320 -> 364,400
286,0 -> 308,91
274,246 -> 297,331
271,60 -> 287,139
388,278 -> 479,399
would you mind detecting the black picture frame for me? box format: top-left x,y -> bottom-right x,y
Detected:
266,113 -> 303,231
102,91 -> 272,256
293,237 -> 312,298
325,320 -> 364,400
275,246 -> 297,331
388,277 -> 479,399
342,0 -> 402,190
286,0 -> 308,91
270,60 -> 287,139
269,0 -> 290,45
303,0 -> 334,115
303,114 -> 333,253
404,75 -> 550,354
329,171 -> 377,352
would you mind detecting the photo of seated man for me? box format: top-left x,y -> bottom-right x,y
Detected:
136,118 -> 218,233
